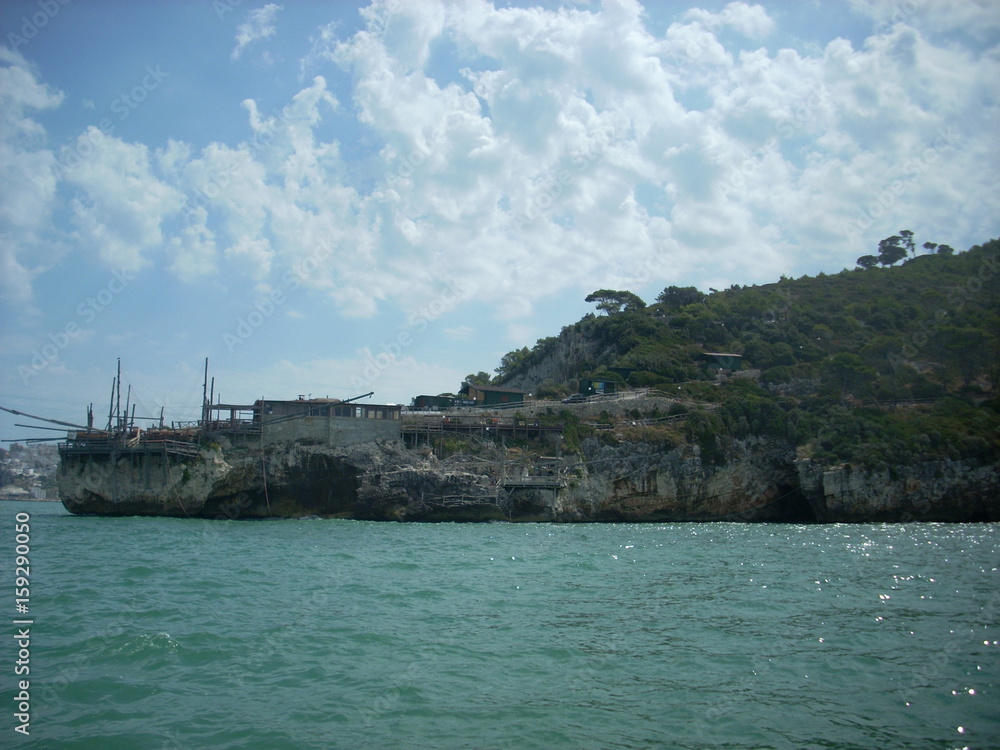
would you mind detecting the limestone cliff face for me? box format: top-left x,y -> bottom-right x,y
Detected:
58,445 -> 233,517
499,326 -> 610,393
551,440 -> 997,523
58,436 -> 999,522
57,439 -> 503,521
796,458 -> 999,522
550,437 -> 810,522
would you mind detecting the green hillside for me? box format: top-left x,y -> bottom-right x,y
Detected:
488,236 -> 1000,469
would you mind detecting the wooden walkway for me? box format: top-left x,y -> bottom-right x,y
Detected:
501,476 -> 565,490
60,435 -> 202,459
401,415 -> 563,446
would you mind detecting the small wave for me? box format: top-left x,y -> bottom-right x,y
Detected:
122,565 -> 158,579
377,561 -> 422,571
110,631 -> 179,658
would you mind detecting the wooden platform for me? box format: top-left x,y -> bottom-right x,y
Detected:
401,415 -> 563,445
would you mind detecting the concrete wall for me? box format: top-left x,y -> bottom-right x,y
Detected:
261,415 -> 400,447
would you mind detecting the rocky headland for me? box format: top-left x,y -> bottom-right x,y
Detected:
57,427 -> 998,523
56,241 -> 1000,523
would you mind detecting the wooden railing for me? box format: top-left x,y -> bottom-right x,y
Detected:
59,437 -> 202,457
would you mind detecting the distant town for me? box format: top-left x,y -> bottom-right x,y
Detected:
0,443 -> 58,501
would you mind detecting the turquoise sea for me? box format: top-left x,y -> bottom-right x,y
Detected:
1,500 -> 998,749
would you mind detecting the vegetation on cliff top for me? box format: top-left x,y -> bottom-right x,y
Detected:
483,236 -> 1000,469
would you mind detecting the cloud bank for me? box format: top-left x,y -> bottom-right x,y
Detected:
2,0 -> 998,336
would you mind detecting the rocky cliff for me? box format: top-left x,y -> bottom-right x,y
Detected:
795,458 -> 998,522
499,321 -> 612,393
58,439 -> 503,521
57,433 -> 999,522
548,437 -> 810,522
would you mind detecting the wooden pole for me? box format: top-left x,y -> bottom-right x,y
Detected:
115,358 -> 122,431
202,358 -> 209,426
107,377 -> 115,431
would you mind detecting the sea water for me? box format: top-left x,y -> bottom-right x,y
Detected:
1,500 -> 997,749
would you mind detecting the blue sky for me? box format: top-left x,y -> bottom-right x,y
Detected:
1,0 -> 998,439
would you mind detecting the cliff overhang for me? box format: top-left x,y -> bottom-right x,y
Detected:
57,435 -> 999,523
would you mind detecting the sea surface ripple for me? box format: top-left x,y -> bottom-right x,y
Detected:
2,501 -> 998,749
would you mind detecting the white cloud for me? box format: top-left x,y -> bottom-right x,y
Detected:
7,2 -> 999,331
0,46 -> 64,305
231,3 -> 283,61
0,47 -> 64,142
63,130 -> 186,272
167,207 -> 218,282
0,233 -> 36,305
224,236 -> 273,281
685,2 -> 775,39
444,325 -> 475,341
286,0 -> 1000,330
3,1 -> 1000,441
850,0 -> 1000,39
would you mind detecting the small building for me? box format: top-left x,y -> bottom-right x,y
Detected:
259,398 -> 401,421
412,395 -> 456,410
208,397 -> 401,447
259,397 -> 401,446
579,377 -> 618,397
461,383 -> 526,406
702,352 -> 743,372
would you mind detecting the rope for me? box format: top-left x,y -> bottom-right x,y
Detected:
262,456 -> 271,513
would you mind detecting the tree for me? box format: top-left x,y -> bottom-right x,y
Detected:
877,235 -> 907,267
494,347 -> 531,379
465,371 -> 493,386
824,352 -> 876,400
936,244 -> 955,255
656,285 -> 705,308
585,289 -> 646,315
923,241 -> 938,254
856,254 -> 879,269
900,229 -> 916,258
937,326 -> 988,389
